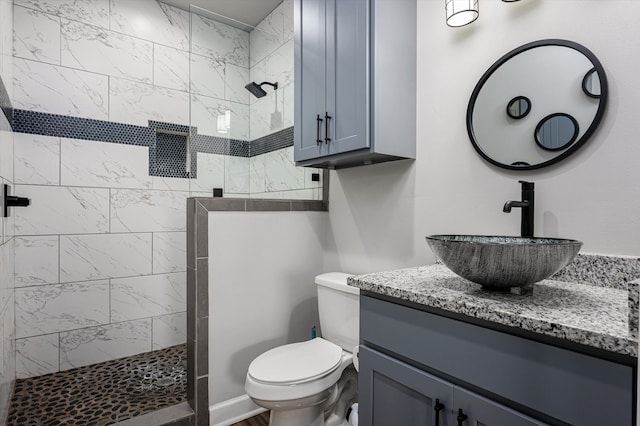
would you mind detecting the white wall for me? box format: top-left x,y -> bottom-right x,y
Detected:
208,211 -> 325,424
325,0 -> 640,275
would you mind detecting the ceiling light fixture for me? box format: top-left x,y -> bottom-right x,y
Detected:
445,0 -> 479,27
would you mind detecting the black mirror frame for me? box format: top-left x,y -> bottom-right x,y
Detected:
534,112 -> 580,152
506,96 -> 531,119
466,39 -> 608,171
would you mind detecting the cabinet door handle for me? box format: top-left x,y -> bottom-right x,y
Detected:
316,114 -> 323,146
457,408 -> 468,426
325,112 -> 332,144
434,399 -> 445,426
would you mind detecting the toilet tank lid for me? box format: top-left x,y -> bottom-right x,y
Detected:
315,272 -> 359,295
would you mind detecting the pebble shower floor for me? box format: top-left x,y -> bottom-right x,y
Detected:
6,345 -> 187,425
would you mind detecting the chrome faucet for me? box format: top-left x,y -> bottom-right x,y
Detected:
503,181 -> 534,238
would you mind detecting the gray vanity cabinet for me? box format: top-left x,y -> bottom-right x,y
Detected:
293,0 -> 416,169
359,295 -> 635,426
360,346 -> 544,426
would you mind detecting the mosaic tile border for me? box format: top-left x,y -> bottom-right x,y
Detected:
186,198 -> 327,426
12,109 -> 295,179
12,109 -> 292,158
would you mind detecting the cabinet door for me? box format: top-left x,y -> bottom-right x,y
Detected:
359,346 -> 453,426
453,387 -> 547,426
325,0 -> 370,155
294,0 -> 328,161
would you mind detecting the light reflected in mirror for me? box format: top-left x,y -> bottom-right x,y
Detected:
467,39 -> 607,170
506,96 -> 531,119
582,68 -> 602,98
535,113 -> 579,151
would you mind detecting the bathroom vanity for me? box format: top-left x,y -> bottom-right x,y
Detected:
349,256 -> 639,425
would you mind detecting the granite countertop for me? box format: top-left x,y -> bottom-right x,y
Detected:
348,259 -> 640,357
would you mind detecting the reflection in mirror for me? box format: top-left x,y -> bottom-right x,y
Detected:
582,68 -> 602,98
535,113 -> 579,151
506,96 -> 531,119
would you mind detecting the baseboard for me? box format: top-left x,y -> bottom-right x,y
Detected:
209,394 -> 267,426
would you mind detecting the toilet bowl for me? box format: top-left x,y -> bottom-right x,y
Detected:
245,273 -> 359,426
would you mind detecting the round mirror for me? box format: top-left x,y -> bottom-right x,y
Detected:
507,96 -> 531,119
467,39 -> 607,170
535,113 -> 579,151
582,68 -> 601,98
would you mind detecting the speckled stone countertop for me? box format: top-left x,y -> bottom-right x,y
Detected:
349,255 -> 640,357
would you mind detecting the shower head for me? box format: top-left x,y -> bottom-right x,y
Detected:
245,81 -> 278,98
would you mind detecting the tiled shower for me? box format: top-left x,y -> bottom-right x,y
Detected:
1,0 -> 321,424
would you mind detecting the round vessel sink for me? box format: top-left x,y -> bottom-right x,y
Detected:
425,235 -> 582,289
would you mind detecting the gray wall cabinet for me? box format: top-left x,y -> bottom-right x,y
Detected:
359,295 -> 635,425
294,0 -> 416,169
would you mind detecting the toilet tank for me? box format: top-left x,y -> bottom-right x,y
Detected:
315,273 -> 360,352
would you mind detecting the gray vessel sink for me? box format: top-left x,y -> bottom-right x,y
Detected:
425,235 -> 582,289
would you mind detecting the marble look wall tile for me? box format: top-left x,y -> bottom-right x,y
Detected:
152,312 -> 186,350
154,44 -> 189,92
110,0 -> 189,51
14,0 -> 109,28
152,176 -> 190,192
14,58 -> 109,120
283,0 -> 294,41
266,40 -> 294,89
61,19 -> 153,83
283,82 -> 294,128
16,334 -> 59,378
59,319 -> 152,370
0,291 -> 15,420
189,152 -> 225,193
110,189 -> 189,233
264,147 -> 304,192
13,5 -> 61,65
60,138 -> 152,189
14,185 -> 109,235
60,233 -> 152,282
15,281 -> 110,338
191,13 -> 249,67
190,54 -> 225,99
111,272 -> 186,322
0,128 -> 14,183
250,91 -> 284,141
225,156 -> 249,194
250,3 -> 284,67
191,95 -> 249,140
15,236 -> 58,287
153,232 -> 186,274
0,239 -> 14,311
109,77 -> 189,126
249,154 -> 266,194
14,133 -> 60,185
225,63 -> 250,104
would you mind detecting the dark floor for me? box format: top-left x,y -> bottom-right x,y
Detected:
230,411 -> 270,426
6,344 -> 187,426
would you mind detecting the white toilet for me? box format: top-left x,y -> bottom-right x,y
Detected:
245,272 -> 359,426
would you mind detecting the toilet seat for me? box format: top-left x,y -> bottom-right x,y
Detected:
245,338 -> 352,402
248,338 -> 343,384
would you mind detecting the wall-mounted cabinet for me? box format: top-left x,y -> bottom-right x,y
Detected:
294,0 -> 416,169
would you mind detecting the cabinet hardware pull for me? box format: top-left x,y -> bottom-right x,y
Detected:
457,408 -> 468,426
325,112 -> 332,144
316,114 -> 323,145
434,399 -> 445,426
